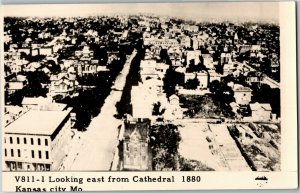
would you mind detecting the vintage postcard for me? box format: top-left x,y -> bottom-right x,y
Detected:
1,2 -> 298,191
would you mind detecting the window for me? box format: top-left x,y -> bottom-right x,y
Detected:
4,149 -> 7,157
17,137 -> 20,144
24,138 -> 27,144
11,149 -> 14,157
46,164 -> 50,171
31,150 -> 35,158
38,151 -> 42,159
45,151 -> 49,159
38,138 -> 41,146
10,137 -> 13,144
18,149 -> 21,157
31,138 -> 34,145
45,139 -> 48,146
17,162 -> 22,169
141,144 -> 146,152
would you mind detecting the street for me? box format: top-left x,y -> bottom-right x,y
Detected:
67,50 -> 137,171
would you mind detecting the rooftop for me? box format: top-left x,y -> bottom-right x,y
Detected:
124,119 -> 150,141
5,109 -> 71,136
233,84 -> 252,92
250,103 -> 272,111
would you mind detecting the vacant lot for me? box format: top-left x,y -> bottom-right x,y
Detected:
180,94 -> 233,119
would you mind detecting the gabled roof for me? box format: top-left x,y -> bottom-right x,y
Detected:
50,73 -> 76,81
250,102 -> 272,111
247,71 -> 263,77
169,94 -> 179,101
124,119 -> 150,141
233,84 -> 252,92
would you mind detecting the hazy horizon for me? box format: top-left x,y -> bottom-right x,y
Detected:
3,2 -> 279,23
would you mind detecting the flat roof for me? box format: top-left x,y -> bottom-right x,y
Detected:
5,109 -> 71,136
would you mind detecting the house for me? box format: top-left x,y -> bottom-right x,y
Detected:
4,106 -> 29,126
183,24 -> 199,32
169,94 -> 180,106
220,53 -> 232,64
122,118 -> 151,171
186,50 -> 201,66
208,69 -> 221,82
6,74 -> 27,94
76,61 -> 97,75
164,94 -> 183,120
238,45 -> 252,54
184,71 -> 208,89
39,47 -> 53,56
192,36 -> 199,50
143,37 -> 179,47
250,102 -> 272,122
155,63 -> 169,76
245,71 -> 264,86
42,67 -> 51,75
21,97 -> 68,111
31,48 -> 40,56
223,62 -> 237,75
230,102 -> 240,115
131,83 -> 157,119
49,73 -> 78,97
96,66 -> 109,72
140,60 -> 159,82
22,97 -> 52,110
9,58 -> 28,74
143,78 -> 164,94
251,45 -> 261,53
233,84 -> 252,105
3,108 -> 73,171
202,54 -> 214,69
82,46 -> 94,58
24,62 -> 42,72
18,47 -> 31,55
181,36 -> 191,48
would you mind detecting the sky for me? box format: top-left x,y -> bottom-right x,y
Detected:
3,2 -> 279,23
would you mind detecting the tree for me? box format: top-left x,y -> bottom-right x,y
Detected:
251,83 -> 272,103
159,48 -> 172,65
150,124 -> 181,170
209,80 -> 221,94
270,88 -> 280,117
48,60 -> 61,74
260,57 -> 271,74
185,77 -> 199,90
24,71 -> 49,97
152,102 -> 162,116
20,52 -> 27,59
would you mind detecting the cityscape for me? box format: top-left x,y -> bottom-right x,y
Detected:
3,4 -> 281,172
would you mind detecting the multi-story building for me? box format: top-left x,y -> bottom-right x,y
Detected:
122,118 -> 151,171
249,103 -> 272,122
143,37 -> 179,47
184,71 -> 208,89
233,84 -> 252,105
49,73 -> 78,97
6,74 -> 27,94
3,108 -> 73,171
186,50 -> 201,66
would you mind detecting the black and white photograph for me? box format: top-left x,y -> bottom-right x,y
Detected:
1,2 -> 298,191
